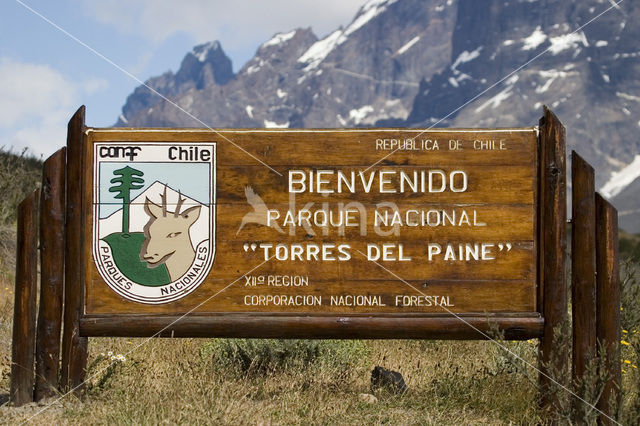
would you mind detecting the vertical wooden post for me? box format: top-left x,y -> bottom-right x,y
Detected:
538,106 -> 568,411
34,148 -> 66,401
571,151 -> 597,408
61,106 -> 88,393
595,194 -> 621,425
10,189 -> 40,406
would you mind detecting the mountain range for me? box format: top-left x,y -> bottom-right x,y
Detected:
115,0 -> 640,232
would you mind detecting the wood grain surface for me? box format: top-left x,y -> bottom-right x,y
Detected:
61,106 -> 88,393
571,151 -> 597,386
537,107 -> 568,412
34,148 -> 66,401
10,189 -> 39,406
595,194 -> 621,424
80,128 -> 540,326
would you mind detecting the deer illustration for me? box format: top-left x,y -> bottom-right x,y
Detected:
141,186 -> 201,281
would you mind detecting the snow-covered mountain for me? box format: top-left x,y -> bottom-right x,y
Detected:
117,0 -> 456,128
115,0 -> 640,232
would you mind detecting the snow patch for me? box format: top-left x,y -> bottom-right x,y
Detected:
298,29 -> 343,70
346,0 -> 397,37
262,30 -> 296,48
246,59 -> 265,75
193,41 -> 220,62
595,40 -> 609,47
602,73 -> 610,83
397,36 -> 420,55
475,88 -> 513,112
348,105 -> 374,125
475,76 -> 518,113
548,31 -> 588,55
448,77 -> 459,88
608,0 -> 622,11
276,89 -> 288,99
616,92 -> 640,102
600,155 -> 640,198
503,40 -> 515,46
535,69 -> 578,93
245,105 -> 254,118
522,27 -> 547,50
119,114 -> 128,124
298,0 -> 397,70
451,47 -> 482,71
264,119 -> 289,128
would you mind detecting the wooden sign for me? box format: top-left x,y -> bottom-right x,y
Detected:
79,127 -> 541,338
9,107 -> 621,420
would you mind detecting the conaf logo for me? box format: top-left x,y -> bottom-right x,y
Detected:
92,142 -> 216,304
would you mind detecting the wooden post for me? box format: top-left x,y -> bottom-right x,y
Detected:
34,148 -> 66,401
61,106 -> 88,393
595,194 -> 621,424
571,151 -> 597,407
10,189 -> 40,406
538,106 -> 568,411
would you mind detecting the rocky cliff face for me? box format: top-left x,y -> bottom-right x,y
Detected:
118,41 -> 234,126
116,0 -> 640,231
405,0 -> 640,186
117,0 -> 457,128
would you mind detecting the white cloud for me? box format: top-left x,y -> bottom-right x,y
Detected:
0,58 -> 107,156
82,0 -> 368,48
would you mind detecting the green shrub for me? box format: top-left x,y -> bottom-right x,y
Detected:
0,148 -> 42,225
201,339 -> 368,376
620,233 -> 640,263
0,148 -> 42,274
620,258 -> 640,425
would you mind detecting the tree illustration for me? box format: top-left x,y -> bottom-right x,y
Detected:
109,166 -> 144,234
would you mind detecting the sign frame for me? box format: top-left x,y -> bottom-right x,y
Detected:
10,107 -> 621,421
70,120 -> 547,340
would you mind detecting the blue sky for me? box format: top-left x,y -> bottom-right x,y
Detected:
0,0 -> 367,157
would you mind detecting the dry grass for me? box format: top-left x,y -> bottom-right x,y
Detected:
0,296 -> 544,425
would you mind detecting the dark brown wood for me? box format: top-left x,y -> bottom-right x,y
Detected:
34,148 -> 66,401
595,194 -> 621,424
537,107 -> 568,411
10,190 -> 40,406
61,106 -> 88,393
571,151 -> 597,394
82,128 -> 539,319
80,314 -> 544,339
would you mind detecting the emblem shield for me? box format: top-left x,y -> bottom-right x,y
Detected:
92,142 -> 216,304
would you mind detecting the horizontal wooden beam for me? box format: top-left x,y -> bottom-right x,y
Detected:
80,315 -> 544,340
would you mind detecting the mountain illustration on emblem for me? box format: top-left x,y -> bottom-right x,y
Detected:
98,169 -> 210,287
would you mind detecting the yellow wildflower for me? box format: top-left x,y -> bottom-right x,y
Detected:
622,340 -> 631,346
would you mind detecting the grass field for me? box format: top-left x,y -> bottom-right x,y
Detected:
0,148 -> 639,424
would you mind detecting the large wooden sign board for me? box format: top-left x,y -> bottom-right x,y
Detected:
9,107 -> 624,422
80,127 -> 542,338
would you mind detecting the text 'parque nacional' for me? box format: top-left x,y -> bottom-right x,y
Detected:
84,128 -> 538,316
